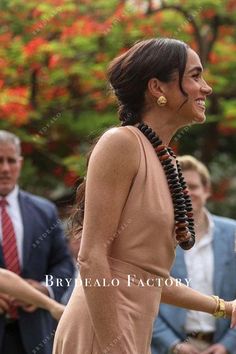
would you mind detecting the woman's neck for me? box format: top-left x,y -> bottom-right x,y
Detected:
136,111 -> 181,146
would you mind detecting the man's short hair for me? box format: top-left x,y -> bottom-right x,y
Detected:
0,130 -> 21,155
178,155 -> 211,188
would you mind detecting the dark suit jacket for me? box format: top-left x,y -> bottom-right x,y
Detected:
0,190 -> 74,354
152,215 -> 236,354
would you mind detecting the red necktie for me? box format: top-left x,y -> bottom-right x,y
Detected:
0,198 -> 20,318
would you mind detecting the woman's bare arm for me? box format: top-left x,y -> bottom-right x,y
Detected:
161,277 -> 236,327
0,268 -> 65,321
78,127 -> 140,354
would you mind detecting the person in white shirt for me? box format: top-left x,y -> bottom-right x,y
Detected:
152,155 -> 236,354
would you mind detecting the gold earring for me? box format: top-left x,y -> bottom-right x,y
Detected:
157,96 -> 167,107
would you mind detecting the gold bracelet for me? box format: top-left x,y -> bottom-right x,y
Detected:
211,295 -> 226,318
211,295 -> 219,312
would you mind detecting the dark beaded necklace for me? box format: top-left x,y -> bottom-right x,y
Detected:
137,122 -> 195,250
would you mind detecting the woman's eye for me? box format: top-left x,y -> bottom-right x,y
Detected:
192,73 -> 202,81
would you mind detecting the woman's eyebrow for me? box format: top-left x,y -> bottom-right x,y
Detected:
187,66 -> 203,74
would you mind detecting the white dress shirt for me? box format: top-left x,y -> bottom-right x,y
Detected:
184,210 -> 216,332
0,185 -> 24,267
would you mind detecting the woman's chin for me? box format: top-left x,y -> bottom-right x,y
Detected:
191,113 -> 206,125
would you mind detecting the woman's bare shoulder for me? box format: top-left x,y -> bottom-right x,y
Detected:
88,126 -> 140,181
94,126 -> 139,158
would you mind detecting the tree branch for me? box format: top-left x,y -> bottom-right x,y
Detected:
206,15 -> 220,61
147,0 -> 153,13
30,69 -> 38,109
145,4 -> 203,58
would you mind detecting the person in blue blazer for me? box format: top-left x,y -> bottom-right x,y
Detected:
0,130 -> 74,354
152,155 -> 236,354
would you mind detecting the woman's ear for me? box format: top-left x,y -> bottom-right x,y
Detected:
147,78 -> 165,98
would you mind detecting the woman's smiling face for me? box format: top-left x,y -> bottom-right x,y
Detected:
180,48 -> 212,124
161,48 -> 213,127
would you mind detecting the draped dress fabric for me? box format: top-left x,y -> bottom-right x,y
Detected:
53,125 -> 177,354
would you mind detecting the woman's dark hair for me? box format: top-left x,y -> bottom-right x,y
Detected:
70,38 -> 189,239
108,37 -> 188,126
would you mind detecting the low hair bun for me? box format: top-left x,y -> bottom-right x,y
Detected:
119,104 -> 140,126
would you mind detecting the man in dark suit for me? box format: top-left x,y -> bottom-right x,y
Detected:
0,130 -> 74,354
152,156 -> 236,354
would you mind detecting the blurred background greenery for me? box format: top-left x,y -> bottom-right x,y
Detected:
0,0 -> 236,216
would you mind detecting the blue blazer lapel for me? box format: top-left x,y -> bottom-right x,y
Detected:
173,246 -> 188,280
0,247 -> 5,268
213,220 -> 228,294
171,247 -> 188,327
18,191 -> 35,273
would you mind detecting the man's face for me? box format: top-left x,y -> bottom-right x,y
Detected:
0,143 -> 23,196
183,169 -> 210,214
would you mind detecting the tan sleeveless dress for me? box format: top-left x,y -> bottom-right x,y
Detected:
53,126 -> 177,354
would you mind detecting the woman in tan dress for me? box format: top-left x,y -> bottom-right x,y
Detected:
53,38 -> 236,354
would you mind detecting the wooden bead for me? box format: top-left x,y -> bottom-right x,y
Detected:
146,128 -> 152,134
169,172 -> 178,179
171,186 -> 182,193
149,132 -> 156,139
162,159 -> 172,165
155,144 -> 166,152
174,206 -> 186,213
177,230 -> 191,239
159,154 -> 169,161
153,140 -> 162,147
179,236 -> 195,250
174,197 -> 185,204
175,215 -> 188,222
176,229 -> 188,236
164,165 -> 175,172
173,192 -> 184,198
158,149 -> 168,156
176,222 -> 189,228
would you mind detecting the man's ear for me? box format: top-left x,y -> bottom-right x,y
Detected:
19,156 -> 24,169
205,185 -> 211,199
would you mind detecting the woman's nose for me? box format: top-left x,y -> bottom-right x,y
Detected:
201,79 -> 212,96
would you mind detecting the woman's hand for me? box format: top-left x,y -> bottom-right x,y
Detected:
49,302 -> 65,321
201,343 -> 228,354
225,299 -> 236,328
173,342 -> 200,354
0,293 -> 10,314
230,300 -> 236,328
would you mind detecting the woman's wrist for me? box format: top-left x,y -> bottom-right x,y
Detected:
225,301 -> 233,318
210,295 -> 233,318
211,295 -> 226,318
